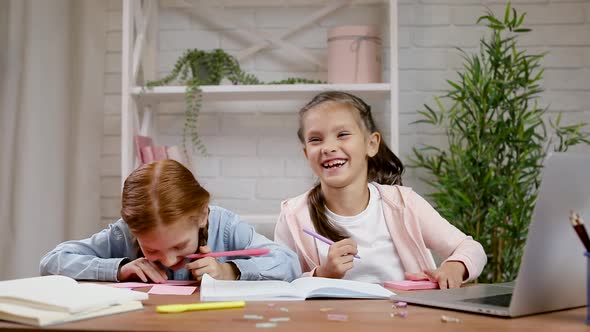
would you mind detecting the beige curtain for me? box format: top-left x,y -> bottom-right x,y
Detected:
0,0 -> 106,279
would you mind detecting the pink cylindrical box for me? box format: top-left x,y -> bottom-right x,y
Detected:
327,25 -> 382,83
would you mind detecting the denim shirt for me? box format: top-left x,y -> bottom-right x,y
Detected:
40,206 -> 301,282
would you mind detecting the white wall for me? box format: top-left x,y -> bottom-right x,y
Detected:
101,0 -> 590,239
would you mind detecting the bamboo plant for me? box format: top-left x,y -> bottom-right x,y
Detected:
411,3 -> 589,283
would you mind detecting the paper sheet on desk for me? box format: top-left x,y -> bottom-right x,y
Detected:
148,285 -> 197,295
108,281 -> 198,295
108,280 -> 198,288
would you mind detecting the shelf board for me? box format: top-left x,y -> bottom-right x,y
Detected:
163,0 -> 387,9
131,83 -> 391,103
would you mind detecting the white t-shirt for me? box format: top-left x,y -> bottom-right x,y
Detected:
316,183 -> 404,283
316,183 -> 405,283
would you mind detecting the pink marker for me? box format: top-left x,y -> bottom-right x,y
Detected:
384,280 -> 439,291
186,248 -> 270,260
302,228 -> 361,259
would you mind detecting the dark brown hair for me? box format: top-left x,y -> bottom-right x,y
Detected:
298,91 -> 404,241
121,159 -> 210,248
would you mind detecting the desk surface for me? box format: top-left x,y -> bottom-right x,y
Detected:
0,289 -> 587,332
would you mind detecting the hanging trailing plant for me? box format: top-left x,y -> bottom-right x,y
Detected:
145,49 -> 323,158
410,3 -> 589,283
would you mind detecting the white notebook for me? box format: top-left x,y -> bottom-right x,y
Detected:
0,275 -> 148,326
200,274 -> 395,302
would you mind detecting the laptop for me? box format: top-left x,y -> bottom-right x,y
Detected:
391,152 -> 589,317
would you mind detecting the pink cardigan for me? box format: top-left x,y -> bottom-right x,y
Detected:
274,183 -> 487,282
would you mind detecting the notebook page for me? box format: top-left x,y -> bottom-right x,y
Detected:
0,275 -> 76,294
200,274 -> 303,301
0,276 -> 148,313
291,277 -> 395,299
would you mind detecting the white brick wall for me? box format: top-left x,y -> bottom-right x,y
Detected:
221,157 -> 284,177
101,0 -> 590,235
398,0 -> 590,196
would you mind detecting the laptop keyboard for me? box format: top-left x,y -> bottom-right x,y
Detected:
461,293 -> 512,307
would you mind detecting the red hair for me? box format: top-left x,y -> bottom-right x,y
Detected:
120,160 -> 210,235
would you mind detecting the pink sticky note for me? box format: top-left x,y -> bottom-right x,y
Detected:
163,280 -> 198,286
107,280 -> 198,289
384,280 -> 439,291
107,282 -> 154,289
148,285 -> 197,295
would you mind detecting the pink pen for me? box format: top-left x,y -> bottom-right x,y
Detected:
302,228 -> 361,259
186,248 -> 270,260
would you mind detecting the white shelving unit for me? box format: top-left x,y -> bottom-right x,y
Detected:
131,83 -> 392,102
121,0 -> 399,182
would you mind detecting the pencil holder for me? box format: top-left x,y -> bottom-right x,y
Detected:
586,252 -> 590,324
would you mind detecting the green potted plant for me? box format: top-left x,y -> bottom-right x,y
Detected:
145,48 -> 322,158
410,3 -> 589,283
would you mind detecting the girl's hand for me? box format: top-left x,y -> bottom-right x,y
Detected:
315,238 -> 358,279
185,246 -> 238,282
117,257 -> 168,283
404,261 -> 467,289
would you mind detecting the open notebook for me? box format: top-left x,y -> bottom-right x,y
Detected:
200,274 -> 395,302
0,275 -> 148,326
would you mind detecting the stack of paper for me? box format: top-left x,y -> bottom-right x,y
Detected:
0,275 -> 148,326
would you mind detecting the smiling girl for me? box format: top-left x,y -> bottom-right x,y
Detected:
274,91 -> 486,288
41,160 -> 301,282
